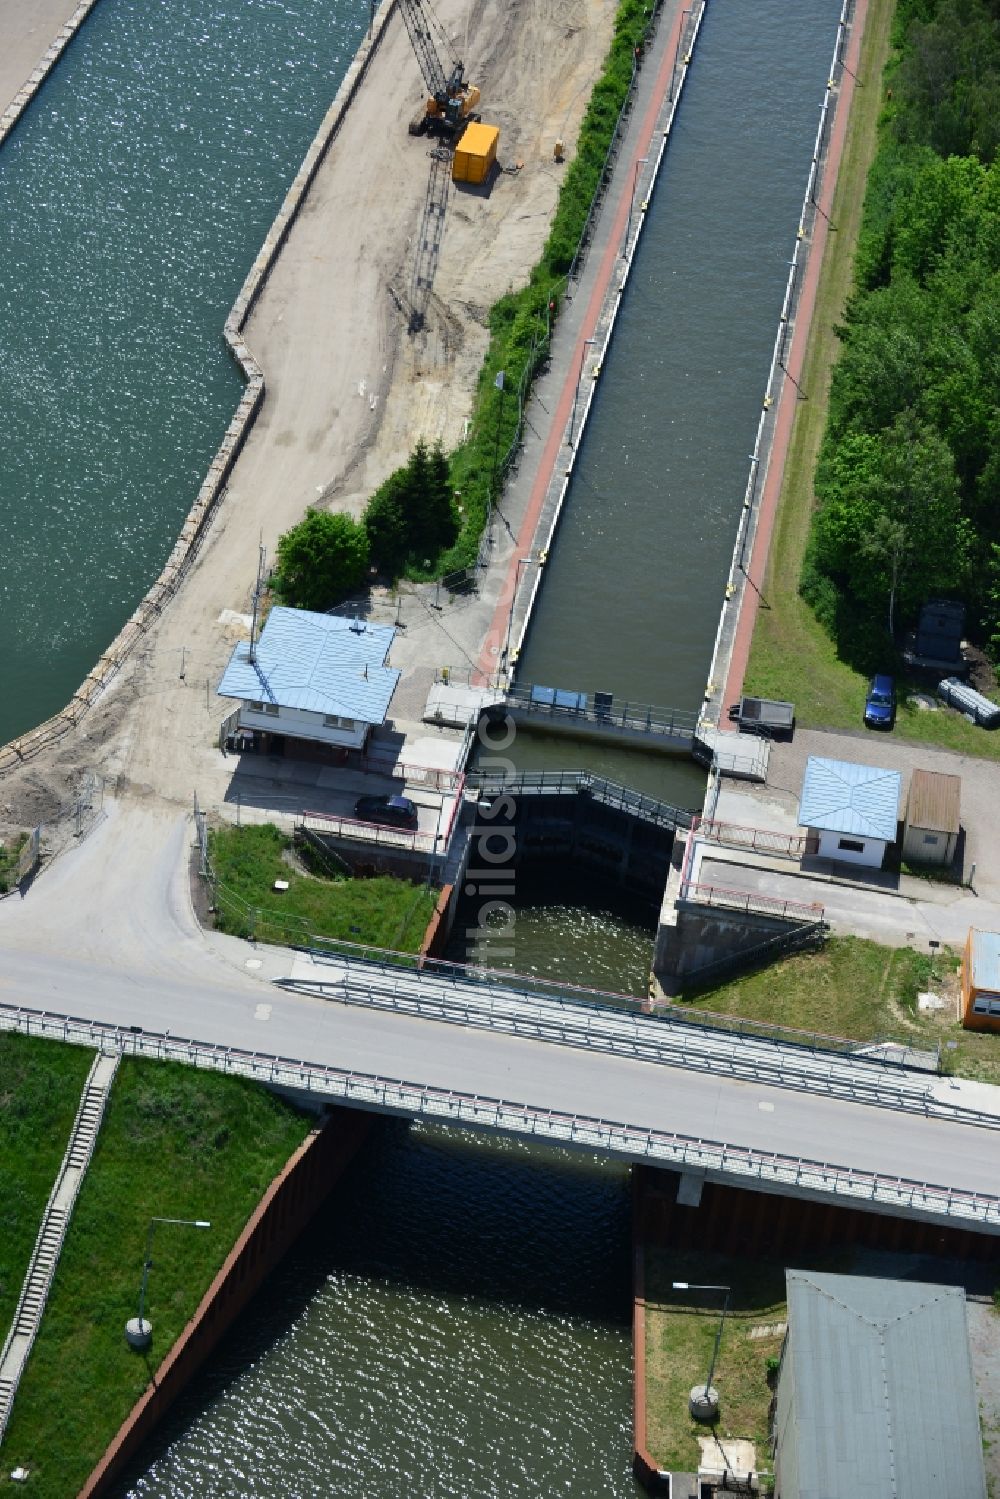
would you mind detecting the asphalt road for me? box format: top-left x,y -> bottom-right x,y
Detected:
2,801 -> 998,1211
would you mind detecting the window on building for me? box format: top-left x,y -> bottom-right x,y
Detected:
922,833 -> 940,845
323,714 -> 354,729
972,994 -> 1000,1016
837,838 -> 866,854
249,700 -> 280,717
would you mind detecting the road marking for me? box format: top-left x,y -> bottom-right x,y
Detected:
245,958 -> 262,970
758,1101 -> 775,1113
254,1003 -> 272,1022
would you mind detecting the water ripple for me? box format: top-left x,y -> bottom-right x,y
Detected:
119,1124 -> 636,1498
0,0 -> 366,742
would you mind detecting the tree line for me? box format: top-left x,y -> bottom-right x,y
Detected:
272,440 -> 458,612
803,0 -> 1000,666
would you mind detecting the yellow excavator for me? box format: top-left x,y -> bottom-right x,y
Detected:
399,0 -> 481,136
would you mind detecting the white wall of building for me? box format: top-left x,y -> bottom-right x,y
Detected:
237,701 -> 368,749
814,828 -> 886,869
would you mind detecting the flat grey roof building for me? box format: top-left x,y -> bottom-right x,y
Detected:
774,1270 -> 986,1499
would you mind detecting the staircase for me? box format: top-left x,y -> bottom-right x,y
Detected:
0,1050 -> 119,1437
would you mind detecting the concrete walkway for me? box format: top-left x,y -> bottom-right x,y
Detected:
0,1049 -> 119,1438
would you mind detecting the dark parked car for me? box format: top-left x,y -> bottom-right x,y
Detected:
864,674 -> 896,729
353,794 -> 419,830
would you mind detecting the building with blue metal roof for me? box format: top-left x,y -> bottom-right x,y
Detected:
217,607 -> 400,753
798,755 -> 902,869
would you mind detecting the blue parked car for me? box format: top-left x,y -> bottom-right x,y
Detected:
864,674 -> 896,729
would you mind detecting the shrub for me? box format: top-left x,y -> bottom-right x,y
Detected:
274,509 -> 369,611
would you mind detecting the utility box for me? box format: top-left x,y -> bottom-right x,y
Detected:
962,929 -> 1000,1030
452,122 -> 499,184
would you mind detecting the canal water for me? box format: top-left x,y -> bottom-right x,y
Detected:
498,0 -> 841,988
517,0 -> 839,722
116,1121 -> 634,1499
0,0 -> 367,746
12,0 -> 841,1488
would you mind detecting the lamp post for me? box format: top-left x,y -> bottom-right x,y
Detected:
569,337 -> 598,448
672,1280 -> 731,1421
625,156 -> 649,247
126,1216 -> 211,1350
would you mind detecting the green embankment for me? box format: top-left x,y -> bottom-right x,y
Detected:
207,822 -> 438,953
0,1034 -> 95,1336
0,1058 -> 311,1498
683,935 -> 1000,1085
745,0 -> 1000,758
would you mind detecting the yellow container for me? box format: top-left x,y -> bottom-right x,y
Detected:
452,122 -> 500,185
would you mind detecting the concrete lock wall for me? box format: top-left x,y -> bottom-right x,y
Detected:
78,1106 -> 373,1499
654,900 -> 802,981
507,796 -> 674,899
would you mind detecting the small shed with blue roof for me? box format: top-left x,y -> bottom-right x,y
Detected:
217,606 -> 400,753
798,755 -> 902,869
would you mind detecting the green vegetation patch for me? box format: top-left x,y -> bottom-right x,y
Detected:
758,0 -> 1000,702
745,0 -> 1000,760
682,936 -> 1000,1084
0,1057 -> 311,1498
644,1249 -> 788,1471
208,822 -> 437,952
0,1033 -> 94,1333
0,833 -> 27,894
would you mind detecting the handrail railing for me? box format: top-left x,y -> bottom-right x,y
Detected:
1,1002 -> 996,1230
680,879 -> 824,923
505,682 -> 699,738
467,767 -> 695,832
699,819 -> 813,859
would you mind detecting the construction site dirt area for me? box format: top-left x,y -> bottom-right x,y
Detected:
0,0 -> 616,840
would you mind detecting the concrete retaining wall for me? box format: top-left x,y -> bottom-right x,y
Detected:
77,1105 -> 372,1499
0,0 -> 400,777
654,898 -> 806,980
0,0 -> 103,149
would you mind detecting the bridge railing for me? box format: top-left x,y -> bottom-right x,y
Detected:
1,1002 -> 996,1231
291,934 -> 932,1069
467,768 -> 695,832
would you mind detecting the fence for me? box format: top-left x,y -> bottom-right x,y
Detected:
1,1002 -> 996,1231
699,819 -> 816,859
14,827 -> 41,885
679,879 -> 824,925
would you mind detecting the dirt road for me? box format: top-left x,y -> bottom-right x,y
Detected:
0,0 -> 614,834
0,0 -> 82,114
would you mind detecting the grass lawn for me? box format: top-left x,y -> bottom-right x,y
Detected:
208,822 -> 438,954
682,936 -> 1000,1084
0,1034 -> 95,1336
0,1058 -> 312,1498
742,0 -> 1000,763
644,1248 -> 789,1472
